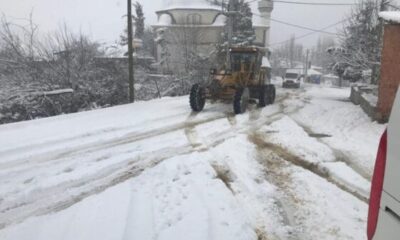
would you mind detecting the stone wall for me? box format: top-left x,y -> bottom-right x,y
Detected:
351,85 -> 380,121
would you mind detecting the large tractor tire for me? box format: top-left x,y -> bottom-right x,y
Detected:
259,86 -> 268,108
267,85 -> 276,105
234,87 -> 250,114
259,85 -> 276,107
190,84 -> 206,112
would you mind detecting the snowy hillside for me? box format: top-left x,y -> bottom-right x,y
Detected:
0,84 -> 384,240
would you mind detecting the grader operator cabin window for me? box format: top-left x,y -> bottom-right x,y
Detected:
231,53 -> 256,72
187,14 -> 201,25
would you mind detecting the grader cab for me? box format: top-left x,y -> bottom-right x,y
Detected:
190,46 -> 276,114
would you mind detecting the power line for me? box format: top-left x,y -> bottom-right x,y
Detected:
268,19 -> 347,46
270,17 -> 343,36
272,1 -> 355,6
245,0 -> 356,6
252,12 -> 344,36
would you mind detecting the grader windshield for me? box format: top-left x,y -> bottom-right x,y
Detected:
230,51 -> 257,72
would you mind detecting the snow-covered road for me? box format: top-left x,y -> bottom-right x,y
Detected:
0,84 -> 385,240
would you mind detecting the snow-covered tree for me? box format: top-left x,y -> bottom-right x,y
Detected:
155,28 -> 171,73
216,0 -> 256,66
330,0 -> 395,84
271,35 -> 304,70
233,0 -> 256,45
311,36 -> 335,70
142,28 -> 156,57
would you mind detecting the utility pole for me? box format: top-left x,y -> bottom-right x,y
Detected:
305,49 -> 309,83
225,0 -> 238,71
127,0 -> 135,103
225,0 -> 233,71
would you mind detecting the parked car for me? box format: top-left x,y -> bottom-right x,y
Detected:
368,87 -> 400,240
282,69 -> 301,88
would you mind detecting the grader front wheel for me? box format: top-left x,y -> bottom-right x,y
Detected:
267,85 -> 276,105
190,84 -> 206,112
259,85 -> 276,107
234,88 -> 250,114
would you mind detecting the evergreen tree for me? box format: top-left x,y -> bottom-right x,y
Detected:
233,0 -> 255,44
120,2 -> 145,46
311,36 -> 335,70
271,35 -> 304,68
216,0 -> 255,66
133,2 -> 145,39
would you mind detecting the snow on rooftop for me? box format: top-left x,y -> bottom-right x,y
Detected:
379,11 -> 400,24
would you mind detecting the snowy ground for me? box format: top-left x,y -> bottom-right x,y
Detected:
0,83 -> 385,240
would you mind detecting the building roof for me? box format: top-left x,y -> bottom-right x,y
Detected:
379,11 -> 400,24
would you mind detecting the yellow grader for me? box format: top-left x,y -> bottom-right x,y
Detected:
189,46 -> 276,114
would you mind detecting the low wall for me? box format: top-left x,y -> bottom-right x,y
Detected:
350,85 -> 384,122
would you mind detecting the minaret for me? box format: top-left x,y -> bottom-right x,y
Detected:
258,0 -> 274,48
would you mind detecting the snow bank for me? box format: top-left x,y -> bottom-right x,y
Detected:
361,92 -> 378,107
289,167 -> 368,240
291,86 -> 385,177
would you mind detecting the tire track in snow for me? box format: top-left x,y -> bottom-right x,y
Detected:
0,109 -> 274,230
0,91 -> 291,230
249,133 -> 369,203
0,114 -> 227,170
250,137 -> 306,240
184,112 -> 209,151
0,144 -> 195,230
292,121 -> 371,181
0,112 -> 187,160
180,93 -> 296,240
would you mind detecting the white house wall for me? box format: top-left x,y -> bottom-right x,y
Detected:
153,3 -> 271,73
165,9 -> 221,25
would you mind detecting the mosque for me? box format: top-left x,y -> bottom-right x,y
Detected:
152,0 -> 274,72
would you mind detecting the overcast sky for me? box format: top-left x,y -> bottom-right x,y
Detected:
1,0 -> 398,48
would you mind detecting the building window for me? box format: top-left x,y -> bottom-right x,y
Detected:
187,14 -> 201,25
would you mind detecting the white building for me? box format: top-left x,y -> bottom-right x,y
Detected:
152,0 -> 274,73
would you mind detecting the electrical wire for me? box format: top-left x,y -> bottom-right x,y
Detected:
245,0 -> 356,6
252,12 -> 344,36
268,19 -> 347,46
272,1 -> 355,6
